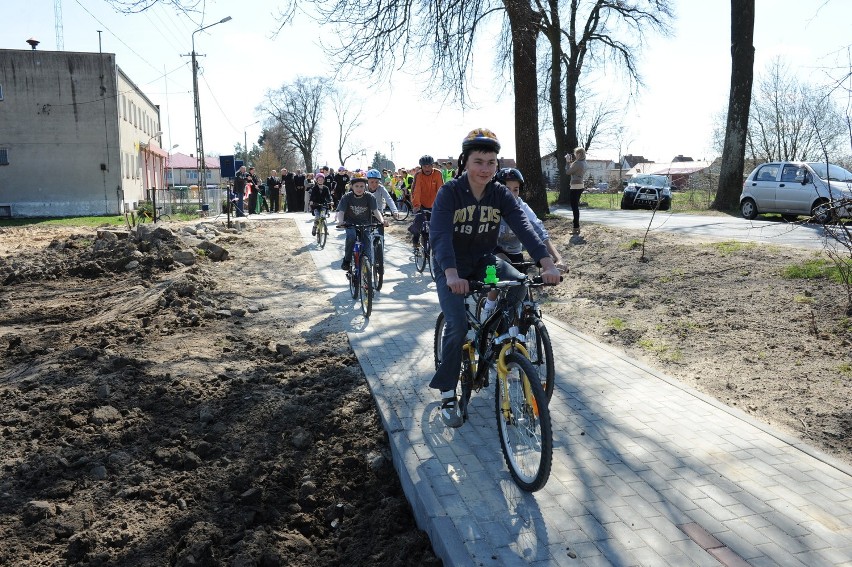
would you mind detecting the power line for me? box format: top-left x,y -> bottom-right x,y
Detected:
73,0 -> 162,75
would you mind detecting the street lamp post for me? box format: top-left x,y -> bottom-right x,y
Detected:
243,120 -> 260,167
190,16 -> 232,211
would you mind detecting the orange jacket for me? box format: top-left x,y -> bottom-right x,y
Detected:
412,170 -> 445,209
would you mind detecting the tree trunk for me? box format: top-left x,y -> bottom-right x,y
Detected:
712,0 -> 755,211
558,69 -> 580,203
547,0 -> 570,205
505,0 -> 548,216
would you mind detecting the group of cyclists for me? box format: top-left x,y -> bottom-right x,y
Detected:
321,129 -> 566,428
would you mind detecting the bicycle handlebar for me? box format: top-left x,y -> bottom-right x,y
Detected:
466,275 -> 562,294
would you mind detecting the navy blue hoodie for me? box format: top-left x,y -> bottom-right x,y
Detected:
431,173 -> 550,278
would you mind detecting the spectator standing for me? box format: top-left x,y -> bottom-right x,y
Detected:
293,169 -> 307,212
333,167 -> 350,207
565,147 -> 587,234
233,165 -> 249,217
282,168 -> 296,212
267,170 -> 282,212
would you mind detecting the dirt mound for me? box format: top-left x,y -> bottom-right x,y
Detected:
0,220 -> 440,566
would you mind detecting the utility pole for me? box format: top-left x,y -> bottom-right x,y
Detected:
187,16 -> 232,211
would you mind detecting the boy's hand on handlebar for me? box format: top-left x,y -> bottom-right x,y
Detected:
540,266 -> 562,284
446,273 -> 469,295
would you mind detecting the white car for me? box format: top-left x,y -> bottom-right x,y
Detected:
740,162 -> 852,223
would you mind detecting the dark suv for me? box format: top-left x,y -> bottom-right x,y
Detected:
620,174 -> 673,211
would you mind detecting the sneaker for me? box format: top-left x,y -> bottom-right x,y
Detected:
340,260 -> 350,271
440,391 -> 463,428
311,225 -> 317,236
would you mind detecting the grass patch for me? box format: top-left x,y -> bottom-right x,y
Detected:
637,338 -> 668,353
781,258 -> 851,283
839,364 -> 852,377
711,241 -> 755,255
0,216 -> 126,228
794,294 -> 815,304
607,318 -> 626,331
622,239 -> 642,250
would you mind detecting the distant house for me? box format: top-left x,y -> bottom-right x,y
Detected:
0,48 -> 167,217
166,152 -> 222,188
648,156 -> 715,189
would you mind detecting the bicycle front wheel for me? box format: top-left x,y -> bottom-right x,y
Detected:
415,243 -> 427,273
317,219 -> 328,249
372,239 -> 383,291
433,312 -> 446,370
496,352 -> 552,492
396,200 -> 411,221
360,258 -> 373,318
425,240 -> 435,281
349,266 -> 358,300
526,321 -> 555,402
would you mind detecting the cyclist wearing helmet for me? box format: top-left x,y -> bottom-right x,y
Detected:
366,169 -> 399,229
478,167 -> 567,320
412,155 -> 443,212
335,177 -> 388,271
429,128 -> 562,428
493,168 -> 564,267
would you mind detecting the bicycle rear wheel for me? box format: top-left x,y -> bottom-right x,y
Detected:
496,352 -> 552,492
360,258 -> 373,317
526,321 -> 555,401
372,239 -> 383,291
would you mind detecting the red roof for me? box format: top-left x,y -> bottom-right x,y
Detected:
166,152 -> 221,169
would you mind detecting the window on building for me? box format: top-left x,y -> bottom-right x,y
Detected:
187,170 -> 198,180
0,84 -> 5,101
0,148 -> 9,165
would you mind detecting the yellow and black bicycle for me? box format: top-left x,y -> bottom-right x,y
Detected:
434,275 -> 556,491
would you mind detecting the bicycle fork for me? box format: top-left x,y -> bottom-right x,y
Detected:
496,341 -> 539,422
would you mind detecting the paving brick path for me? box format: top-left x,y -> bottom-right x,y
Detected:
284,213 -> 852,566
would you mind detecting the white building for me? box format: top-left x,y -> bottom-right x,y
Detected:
0,47 -> 167,217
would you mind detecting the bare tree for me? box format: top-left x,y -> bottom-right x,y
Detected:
330,89 -> 364,167
274,0 -> 551,215
536,0 -> 674,203
258,123 -> 301,169
712,0 -> 755,211
746,57 -> 846,163
259,76 -> 328,173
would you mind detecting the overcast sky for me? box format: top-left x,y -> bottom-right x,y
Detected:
4,0 -> 851,168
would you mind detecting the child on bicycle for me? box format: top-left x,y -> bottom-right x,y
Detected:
430,128 -> 562,428
366,169 -> 399,229
335,177 -> 388,271
309,173 -> 334,236
480,167 -> 567,319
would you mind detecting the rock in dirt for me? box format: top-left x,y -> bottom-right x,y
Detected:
90,406 -> 121,425
197,241 -> 228,261
172,250 -> 196,266
23,500 -> 56,525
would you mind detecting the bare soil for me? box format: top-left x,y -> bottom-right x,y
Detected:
2,211 -> 851,565
0,219 -> 440,566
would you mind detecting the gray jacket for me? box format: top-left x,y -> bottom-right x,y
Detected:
566,159 -> 587,188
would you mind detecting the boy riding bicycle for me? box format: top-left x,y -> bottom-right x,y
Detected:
430,128 -> 562,428
335,177 -> 388,271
